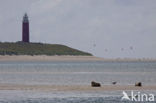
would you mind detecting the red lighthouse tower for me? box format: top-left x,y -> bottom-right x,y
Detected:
22,13 -> 29,42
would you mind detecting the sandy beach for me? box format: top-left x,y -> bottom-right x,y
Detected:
0,55 -> 105,62
0,55 -> 156,62
0,84 -> 156,92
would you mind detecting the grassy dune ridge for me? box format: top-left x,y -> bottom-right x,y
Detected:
0,42 -> 92,56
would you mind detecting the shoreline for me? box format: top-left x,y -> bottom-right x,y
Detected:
0,55 -> 156,62
0,55 -> 103,62
0,84 -> 156,92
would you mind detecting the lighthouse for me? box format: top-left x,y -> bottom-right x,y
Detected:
22,13 -> 29,43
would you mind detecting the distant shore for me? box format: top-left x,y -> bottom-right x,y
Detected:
0,84 -> 156,92
0,55 -> 156,62
0,55 -> 103,62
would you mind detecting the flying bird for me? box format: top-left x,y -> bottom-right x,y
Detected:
130,46 -> 133,50
93,44 -> 96,47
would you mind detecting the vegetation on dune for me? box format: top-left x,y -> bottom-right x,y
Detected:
0,42 -> 92,56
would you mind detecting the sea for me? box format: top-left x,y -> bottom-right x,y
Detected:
0,61 -> 156,103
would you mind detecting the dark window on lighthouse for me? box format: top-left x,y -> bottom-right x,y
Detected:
22,13 -> 29,43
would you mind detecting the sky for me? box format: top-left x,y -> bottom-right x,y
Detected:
0,0 -> 156,58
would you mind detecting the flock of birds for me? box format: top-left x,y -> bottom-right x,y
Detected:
93,44 -> 134,52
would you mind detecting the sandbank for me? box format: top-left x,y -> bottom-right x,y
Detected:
0,84 -> 155,92
0,55 -> 156,62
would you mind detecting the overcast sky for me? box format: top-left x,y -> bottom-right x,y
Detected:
0,0 -> 156,58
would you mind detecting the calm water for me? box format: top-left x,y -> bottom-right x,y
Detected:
0,61 -> 156,103
0,61 -> 155,85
